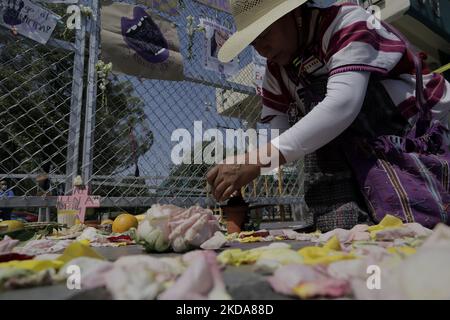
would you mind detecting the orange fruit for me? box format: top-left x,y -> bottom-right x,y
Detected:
112,214 -> 138,233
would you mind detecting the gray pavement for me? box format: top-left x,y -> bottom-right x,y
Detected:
0,241 -> 314,300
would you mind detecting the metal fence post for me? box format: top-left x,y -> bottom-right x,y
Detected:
81,0 -> 100,187
65,0 -> 88,195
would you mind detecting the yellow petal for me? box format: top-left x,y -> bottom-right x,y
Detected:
135,214 -> 146,222
298,246 -> 355,265
217,249 -> 241,263
298,247 -> 329,259
238,236 -> 263,243
218,249 -> 246,266
368,214 -> 403,232
387,247 -> 417,256
79,239 -> 90,246
0,260 -> 64,272
304,254 -> 356,265
258,249 -> 304,265
57,241 -> 105,264
323,236 -> 341,251
293,283 -> 315,299
115,242 -> 128,247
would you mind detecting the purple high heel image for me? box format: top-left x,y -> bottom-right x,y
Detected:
121,7 -> 170,64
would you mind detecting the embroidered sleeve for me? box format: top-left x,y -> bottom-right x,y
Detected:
321,4 -> 406,77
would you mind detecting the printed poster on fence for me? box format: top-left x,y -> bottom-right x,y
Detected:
194,0 -> 231,13
101,2 -> 184,81
200,19 -> 238,77
253,48 -> 266,96
0,0 -> 59,44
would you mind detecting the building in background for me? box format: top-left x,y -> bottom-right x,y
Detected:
352,0 -> 450,79
217,0 -> 450,125
215,63 -> 262,129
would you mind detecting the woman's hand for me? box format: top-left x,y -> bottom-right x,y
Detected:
206,159 -> 261,202
206,143 -> 286,202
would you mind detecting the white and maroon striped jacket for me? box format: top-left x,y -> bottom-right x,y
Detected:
261,3 -> 450,127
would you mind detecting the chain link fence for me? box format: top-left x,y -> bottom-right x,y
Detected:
0,2 -> 82,211
0,0 -> 306,222
88,0 -> 305,215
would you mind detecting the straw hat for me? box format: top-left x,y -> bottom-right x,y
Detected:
218,0 -> 308,63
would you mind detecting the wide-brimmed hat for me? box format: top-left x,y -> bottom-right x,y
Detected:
218,0 -> 308,63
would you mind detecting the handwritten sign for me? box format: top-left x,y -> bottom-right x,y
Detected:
0,0 -> 60,44
57,186 -> 100,223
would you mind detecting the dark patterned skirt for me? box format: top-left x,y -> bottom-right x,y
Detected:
303,141 -> 371,232
295,76 -> 411,232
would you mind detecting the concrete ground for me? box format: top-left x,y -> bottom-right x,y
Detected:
0,240 -> 314,300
